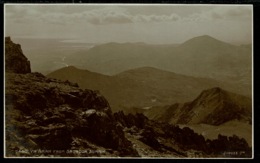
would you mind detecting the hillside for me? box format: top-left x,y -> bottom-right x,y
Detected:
46,65 -> 113,88
48,66 -> 251,113
143,87 -> 252,147
67,42 -> 166,75
66,35 -> 251,90
144,87 -> 252,126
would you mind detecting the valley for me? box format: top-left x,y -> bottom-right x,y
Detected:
47,66 -> 251,113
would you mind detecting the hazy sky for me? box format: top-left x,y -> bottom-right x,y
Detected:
5,4 -> 252,44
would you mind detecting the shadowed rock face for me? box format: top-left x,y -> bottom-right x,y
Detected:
5,37 -> 31,74
113,111 -> 251,157
5,72 -> 138,157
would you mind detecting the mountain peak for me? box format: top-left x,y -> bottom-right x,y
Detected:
64,65 -> 78,70
116,66 -> 176,77
188,35 -> 219,42
180,35 -> 232,48
195,87 -> 227,102
5,37 -> 31,74
180,87 -> 251,125
203,87 -> 224,94
52,65 -> 82,73
197,34 -> 215,39
128,66 -> 163,72
5,36 -> 12,43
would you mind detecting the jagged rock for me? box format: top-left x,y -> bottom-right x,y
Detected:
139,128 -> 162,151
145,87 -> 252,126
5,72 -> 139,157
113,110 -> 252,157
5,37 -> 31,74
114,111 -> 148,129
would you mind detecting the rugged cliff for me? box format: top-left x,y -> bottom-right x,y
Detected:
5,37 -> 31,74
5,72 -> 140,157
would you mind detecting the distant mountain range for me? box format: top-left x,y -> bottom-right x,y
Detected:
66,35 -> 252,88
47,66 -> 251,113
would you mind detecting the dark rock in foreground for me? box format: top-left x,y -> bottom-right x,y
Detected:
114,111 -> 252,158
5,72 -> 138,157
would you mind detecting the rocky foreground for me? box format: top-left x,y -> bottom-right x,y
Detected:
5,72 -> 251,157
5,72 -> 139,157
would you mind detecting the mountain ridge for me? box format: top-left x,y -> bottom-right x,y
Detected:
47,65 -> 251,113
65,35 -> 251,91
144,87 -> 252,126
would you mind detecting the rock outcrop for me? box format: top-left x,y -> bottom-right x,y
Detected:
5,72 -> 138,157
113,111 -> 251,157
5,37 -> 31,73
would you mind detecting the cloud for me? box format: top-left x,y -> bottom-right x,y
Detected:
69,8 -> 180,25
134,13 -> 180,23
4,5 -> 252,44
225,6 -> 252,19
5,5 -> 252,26
82,9 -> 134,25
5,5 -> 182,26
180,5 -> 252,23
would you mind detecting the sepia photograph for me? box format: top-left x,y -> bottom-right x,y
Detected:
4,4 -> 253,158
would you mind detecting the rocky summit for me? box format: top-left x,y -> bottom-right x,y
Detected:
5,72 -> 139,157
5,37 -> 31,74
